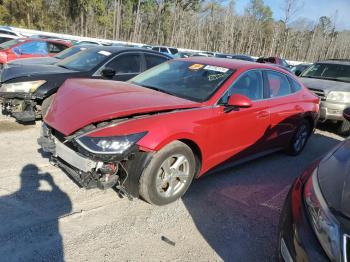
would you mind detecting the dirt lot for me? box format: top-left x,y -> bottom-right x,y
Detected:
0,115 -> 344,262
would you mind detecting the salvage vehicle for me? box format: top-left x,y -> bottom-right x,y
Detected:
0,38 -> 71,65
299,60 -> 350,135
8,44 -> 95,66
0,47 -> 171,122
38,57 -> 319,205
277,107 -> 350,262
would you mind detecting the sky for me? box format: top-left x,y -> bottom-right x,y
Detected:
235,0 -> 350,30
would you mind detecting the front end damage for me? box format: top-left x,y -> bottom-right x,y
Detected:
37,124 -> 153,199
0,93 -> 39,122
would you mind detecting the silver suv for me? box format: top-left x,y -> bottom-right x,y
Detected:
299,60 -> 350,134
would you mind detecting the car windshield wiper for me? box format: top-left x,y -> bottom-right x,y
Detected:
57,64 -> 70,70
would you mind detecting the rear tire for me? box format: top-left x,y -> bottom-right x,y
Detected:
337,119 -> 350,136
139,141 -> 196,205
285,120 -> 311,156
41,94 -> 55,119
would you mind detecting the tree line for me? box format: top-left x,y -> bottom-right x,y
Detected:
0,0 -> 349,62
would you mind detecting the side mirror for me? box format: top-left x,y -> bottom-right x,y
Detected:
343,108 -> 350,121
225,94 -> 252,113
101,67 -> 116,78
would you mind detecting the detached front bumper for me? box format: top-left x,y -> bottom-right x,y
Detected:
0,92 -> 37,122
37,125 -> 153,198
319,100 -> 350,122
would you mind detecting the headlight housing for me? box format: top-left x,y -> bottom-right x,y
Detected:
75,132 -> 147,154
0,80 -> 46,93
327,91 -> 350,103
304,168 -> 341,261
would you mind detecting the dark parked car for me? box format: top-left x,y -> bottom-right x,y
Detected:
299,60 -> 350,134
278,108 -> 350,262
291,63 -> 311,76
8,44 -> 95,66
215,53 -> 256,62
38,57 -> 319,205
0,47 -> 171,122
257,56 -> 290,68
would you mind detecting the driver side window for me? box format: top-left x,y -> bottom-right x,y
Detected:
221,70 -> 263,104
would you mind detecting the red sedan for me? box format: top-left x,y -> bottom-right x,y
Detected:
0,38 -> 71,64
38,58 -> 319,205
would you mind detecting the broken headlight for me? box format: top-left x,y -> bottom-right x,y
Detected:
0,80 -> 46,93
75,132 -> 147,154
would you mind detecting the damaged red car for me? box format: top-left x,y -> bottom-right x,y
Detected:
38,58 -> 319,205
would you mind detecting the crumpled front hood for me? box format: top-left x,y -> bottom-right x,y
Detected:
1,64 -> 75,83
45,79 -> 201,136
299,77 -> 350,95
8,57 -> 59,66
318,139 -> 350,219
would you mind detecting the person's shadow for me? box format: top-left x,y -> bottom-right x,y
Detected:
0,164 -> 72,261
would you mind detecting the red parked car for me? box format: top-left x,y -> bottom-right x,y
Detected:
0,38 -> 71,65
38,58 -> 319,205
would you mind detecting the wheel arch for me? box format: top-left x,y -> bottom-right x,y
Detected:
178,138 -> 203,178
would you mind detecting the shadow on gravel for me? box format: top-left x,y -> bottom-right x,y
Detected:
182,132 -> 342,262
0,164 -> 72,261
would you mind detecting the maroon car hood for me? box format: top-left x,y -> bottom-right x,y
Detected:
45,79 -> 201,135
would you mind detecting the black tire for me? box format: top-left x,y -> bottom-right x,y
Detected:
41,94 -> 55,118
337,119 -> 350,136
139,141 -> 196,205
285,120 -> 311,156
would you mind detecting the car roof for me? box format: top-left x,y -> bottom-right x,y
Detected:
319,59 -> 350,66
177,57 -> 287,71
85,46 -> 172,57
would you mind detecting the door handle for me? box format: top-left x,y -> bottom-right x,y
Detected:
256,111 -> 269,119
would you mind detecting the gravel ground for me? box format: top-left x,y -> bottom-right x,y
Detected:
0,115 -> 344,262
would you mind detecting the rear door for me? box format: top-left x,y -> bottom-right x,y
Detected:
263,70 -> 304,148
104,52 -> 142,81
207,69 -> 271,167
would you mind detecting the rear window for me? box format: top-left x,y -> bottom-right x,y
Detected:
145,54 -> 168,69
130,61 -> 234,102
169,48 -> 178,55
0,38 -> 24,50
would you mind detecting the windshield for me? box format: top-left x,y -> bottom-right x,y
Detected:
130,61 -> 234,102
0,38 -> 23,49
54,46 -> 86,60
301,63 -> 350,83
56,49 -> 111,71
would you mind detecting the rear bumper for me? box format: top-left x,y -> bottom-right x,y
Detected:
319,101 -> 350,122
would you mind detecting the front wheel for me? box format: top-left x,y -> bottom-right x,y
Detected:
139,141 -> 196,205
285,120 -> 311,156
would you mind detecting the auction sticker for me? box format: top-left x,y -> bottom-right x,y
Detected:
189,64 -> 204,70
204,65 -> 229,73
98,50 -> 112,56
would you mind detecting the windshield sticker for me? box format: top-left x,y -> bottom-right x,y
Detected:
98,50 -> 112,56
189,64 -> 204,70
208,73 -> 225,81
204,65 -> 229,73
